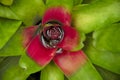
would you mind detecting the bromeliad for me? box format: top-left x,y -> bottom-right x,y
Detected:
23,7 -> 102,80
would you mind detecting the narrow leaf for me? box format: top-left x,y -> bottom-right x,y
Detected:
68,61 -> 103,80
10,0 -> 46,26
19,53 -> 42,74
93,23 -> 120,52
0,0 -> 14,6
46,0 -> 73,11
0,56 -> 29,80
53,50 -> 102,80
95,65 -> 120,80
41,61 -> 64,80
73,0 -> 83,6
0,26 -> 24,56
0,18 -> 22,49
0,4 -> 19,19
84,35 -> 120,74
26,35 -> 56,66
72,0 -> 120,33
82,0 -> 98,4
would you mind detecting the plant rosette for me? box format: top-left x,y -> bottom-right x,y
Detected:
22,6 -> 102,80
0,0 -> 120,80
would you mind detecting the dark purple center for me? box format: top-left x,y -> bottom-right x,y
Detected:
41,22 -> 64,48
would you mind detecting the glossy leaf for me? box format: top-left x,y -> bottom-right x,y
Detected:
82,0 -> 98,4
72,0 -> 120,33
73,0 -> 83,6
0,4 -> 19,19
0,26 -> 24,56
72,32 -> 86,51
93,23 -> 120,52
68,61 -> 103,80
22,26 -> 39,47
84,36 -> 120,74
0,0 -> 13,6
0,56 -> 29,80
0,18 -> 22,49
46,0 -> 73,11
53,50 -> 102,80
41,61 -> 64,80
42,7 -> 71,26
53,50 -> 87,76
10,0 -> 46,26
57,25 -> 80,51
95,65 -> 120,80
0,57 -> 5,63
27,35 -> 57,66
19,53 -> 42,74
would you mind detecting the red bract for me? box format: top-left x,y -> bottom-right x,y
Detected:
27,35 -> 57,66
22,26 -> 38,47
23,7 -> 87,75
57,25 -> 79,51
53,50 -> 87,76
42,7 -> 71,26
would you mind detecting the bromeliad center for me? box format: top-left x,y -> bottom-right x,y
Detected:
41,21 -> 64,48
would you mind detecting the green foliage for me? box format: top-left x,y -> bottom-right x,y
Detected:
46,0 -> 73,11
93,23 -> 120,52
73,0 -> 83,6
19,53 -> 42,74
0,18 -> 21,49
10,0 -> 46,26
84,34 -> 120,74
68,60 -> 103,80
0,0 -> 14,6
0,56 -> 29,80
72,0 -> 120,33
0,0 -> 120,80
0,26 -> 24,56
0,4 -> 19,19
41,62 -> 64,80
72,32 -> 86,51
95,65 -> 120,80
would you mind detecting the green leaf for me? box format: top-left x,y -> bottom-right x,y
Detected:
0,4 -> 19,19
93,23 -> 120,52
0,18 -> 22,49
19,53 -> 42,75
0,0 -> 14,6
82,0 -> 98,4
72,32 -> 86,51
0,57 -> 5,63
73,0 -> 83,6
72,0 -> 120,33
46,0 -> 73,11
84,36 -> 120,74
95,65 -> 120,80
68,60 -> 103,80
10,0 -> 46,26
0,26 -> 24,56
0,56 -> 29,80
41,61 -> 64,80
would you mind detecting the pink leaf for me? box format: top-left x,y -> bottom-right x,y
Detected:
57,25 -> 80,51
22,26 -> 38,47
27,35 -> 57,66
42,7 -> 71,26
53,50 -> 87,76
